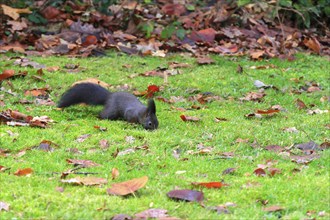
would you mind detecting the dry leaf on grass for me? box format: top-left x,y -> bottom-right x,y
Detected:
107,176 -> 148,196
14,168 -> 33,176
66,159 -> 101,167
167,189 -> 204,202
191,181 -> 229,189
0,201 -> 10,211
61,177 -> 108,186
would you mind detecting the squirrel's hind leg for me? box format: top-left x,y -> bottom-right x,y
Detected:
100,107 -> 118,120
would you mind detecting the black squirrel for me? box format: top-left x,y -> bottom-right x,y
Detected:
58,83 -> 158,130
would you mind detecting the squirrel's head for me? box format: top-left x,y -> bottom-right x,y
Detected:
143,99 -> 158,130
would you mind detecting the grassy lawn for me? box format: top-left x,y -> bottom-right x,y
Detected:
0,52 -> 329,219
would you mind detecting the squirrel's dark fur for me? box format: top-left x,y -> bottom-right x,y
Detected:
58,83 -> 158,130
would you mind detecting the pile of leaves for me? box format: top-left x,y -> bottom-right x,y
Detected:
0,0 -> 329,59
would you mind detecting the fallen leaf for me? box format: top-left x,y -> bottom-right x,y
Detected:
290,154 -> 320,164
99,139 -> 109,149
191,28 -> 216,43
66,159 -> 101,167
0,201 -> 10,211
256,109 -> 280,115
24,88 -> 49,97
196,56 -> 215,65
250,50 -> 265,59
161,3 -> 186,16
33,140 -> 58,152
111,214 -> 132,220
191,181 -> 229,189
303,37 -> 321,54
295,99 -> 307,109
294,141 -> 319,151
14,168 -> 33,176
240,91 -> 265,102
167,189 -> 204,202
282,127 -> 299,133
107,176 -> 148,196
264,145 -> 284,153
76,134 -> 91,143
263,205 -> 284,212
180,115 -> 200,122
268,168 -> 281,177
135,208 -> 168,218
253,168 -> 266,177
1,4 -> 31,20
55,186 -> 64,193
307,109 -> 329,115
61,177 -> 108,186
222,167 -> 237,175
112,168 -> 119,180
0,69 -> 15,80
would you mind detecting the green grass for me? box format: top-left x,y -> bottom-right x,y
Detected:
0,52 -> 329,219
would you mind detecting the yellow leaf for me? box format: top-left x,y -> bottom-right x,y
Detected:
1,4 -> 32,20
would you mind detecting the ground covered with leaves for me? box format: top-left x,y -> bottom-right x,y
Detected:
0,51 -> 329,219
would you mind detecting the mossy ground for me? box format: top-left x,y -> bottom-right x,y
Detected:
0,52 -> 329,219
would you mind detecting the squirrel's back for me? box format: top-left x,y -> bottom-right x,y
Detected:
58,83 -> 110,108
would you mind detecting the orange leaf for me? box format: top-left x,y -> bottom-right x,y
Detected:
303,37 -> 321,54
14,168 -> 33,176
256,109 -> 280,115
0,70 -> 15,80
191,181 -> 229,189
107,176 -> 148,196
180,115 -> 200,122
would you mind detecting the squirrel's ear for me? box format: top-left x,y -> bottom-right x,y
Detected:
147,99 -> 156,114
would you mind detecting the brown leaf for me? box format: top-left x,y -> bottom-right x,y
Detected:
263,205 -> 284,212
61,177 -> 108,186
76,134 -> 91,143
290,154 -> 320,164
240,91 -> 265,102
191,28 -> 217,43
99,139 -> 109,149
161,4 -> 186,16
222,167 -> 237,175
264,145 -> 284,153
303,37 -> 321,54
107,176 -> 148,196
215,117 -> 228,122
24,88 -> 48,97
256,109 -> 279,115
66,159 -> 100,167
0,70 -> 15,80
191,181 -> 229,189
112,168 -> 119,180
253,168 -> 266,177
135,209 -> 168,218
196,56 -> 215,65
14,168 -> 33,176
268,168 -> 281,177
295,98 -> 307,109
180,115 -> 200,122
250,50 -> 265,60
167,189 -> 204,202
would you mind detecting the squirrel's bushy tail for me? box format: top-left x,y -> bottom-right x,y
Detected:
58,83 -> 111,108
